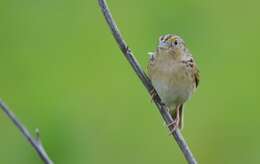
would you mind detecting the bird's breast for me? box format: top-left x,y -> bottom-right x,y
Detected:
150,59 -> 194,107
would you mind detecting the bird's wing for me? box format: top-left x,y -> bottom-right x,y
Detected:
148,52 -> 155,61
182,56 -> 200,88
147,52 -> 156,78
193,63 -> 200,88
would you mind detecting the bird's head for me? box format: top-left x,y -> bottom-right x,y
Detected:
158,34 -> 185,52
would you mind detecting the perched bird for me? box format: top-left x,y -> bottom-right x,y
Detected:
148,34 -> 200,130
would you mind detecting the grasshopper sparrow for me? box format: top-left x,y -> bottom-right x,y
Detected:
148,34 -> 200,130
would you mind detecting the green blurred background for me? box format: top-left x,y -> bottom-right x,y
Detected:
0,0 -> 259,163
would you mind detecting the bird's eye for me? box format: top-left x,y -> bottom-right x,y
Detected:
174,40 -> 178,45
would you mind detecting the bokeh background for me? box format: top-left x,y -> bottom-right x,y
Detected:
0,0 -> 259,163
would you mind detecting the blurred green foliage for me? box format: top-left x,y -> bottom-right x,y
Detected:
0,0 -> 259,163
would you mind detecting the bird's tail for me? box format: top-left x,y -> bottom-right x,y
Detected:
170,104 -> 184,130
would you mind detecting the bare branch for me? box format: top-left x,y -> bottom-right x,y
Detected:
0,99 -> 53,164
97,0 -> 197,163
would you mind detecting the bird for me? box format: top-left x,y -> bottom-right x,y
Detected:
147,34 -> 200,130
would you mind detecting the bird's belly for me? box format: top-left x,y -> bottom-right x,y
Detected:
151,69 -> 194,108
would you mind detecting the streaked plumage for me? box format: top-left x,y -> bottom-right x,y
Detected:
148,34 -> 200,130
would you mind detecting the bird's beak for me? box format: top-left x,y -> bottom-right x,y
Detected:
159,41 -> 169,48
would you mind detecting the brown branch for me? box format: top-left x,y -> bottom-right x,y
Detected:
97,0 -> 197,163
0,99 -> 53,164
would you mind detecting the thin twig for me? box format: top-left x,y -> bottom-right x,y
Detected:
97,0 -> 197,163
0,99 -> 53,164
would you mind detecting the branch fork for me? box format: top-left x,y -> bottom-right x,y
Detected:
0,100 -> 53,164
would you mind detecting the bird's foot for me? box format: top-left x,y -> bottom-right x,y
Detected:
150,88 -> 158,102
168,119 -> 179,135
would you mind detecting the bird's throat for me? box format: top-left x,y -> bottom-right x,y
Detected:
158,48 -> 182,61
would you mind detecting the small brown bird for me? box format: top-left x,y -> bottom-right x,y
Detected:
148,34 -> 200,130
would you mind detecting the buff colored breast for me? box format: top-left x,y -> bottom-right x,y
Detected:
149,53 -> 194,110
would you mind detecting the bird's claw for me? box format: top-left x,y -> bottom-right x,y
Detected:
150,88 -> 157,102
167,120 -> 179,135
